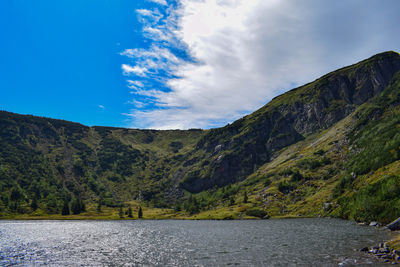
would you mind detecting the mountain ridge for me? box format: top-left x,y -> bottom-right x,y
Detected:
179,51 -> 400,192
1,51 -> 400,222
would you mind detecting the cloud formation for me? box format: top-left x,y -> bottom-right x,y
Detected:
122,0 -> 400,129
148,0 -> 168,6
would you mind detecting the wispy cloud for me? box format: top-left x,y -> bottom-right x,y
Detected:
98,105 -> 105,109
127,80 -> 144,88
147,0 -> 167,5
121,64 -> 147,77
136,8 -> 163,25
121,0 -> 400,129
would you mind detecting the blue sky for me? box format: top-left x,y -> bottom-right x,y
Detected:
0,0 -> 153,127
1,0 -> 400,129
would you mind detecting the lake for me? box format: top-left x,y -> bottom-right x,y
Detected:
0,218 -> 393,266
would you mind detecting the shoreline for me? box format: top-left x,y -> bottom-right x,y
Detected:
360,233 -> 400,264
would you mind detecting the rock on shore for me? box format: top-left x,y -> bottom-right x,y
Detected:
387,218 -> 400,231
361,242 -> 400,264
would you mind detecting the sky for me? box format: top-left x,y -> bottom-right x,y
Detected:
1,0 -> 400,129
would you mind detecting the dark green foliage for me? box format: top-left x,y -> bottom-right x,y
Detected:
98,137 -> 141,176
183,195 -> 200,214
174,203 -> 181,212
45,194 -> 58,214
119,206 -> 123,218
320,157 -> 331,165
264,178 -> 272,187
314,149 -> 325,156
229,196 -> 235,206
0,110 -> 204,216
10,187 -> 23,202
80,199 -> 86,212
127,206 -> 133,218
290,170 -> 303,182
243,190 -> 248,203
296,158 -> 321,170
278,181 -> 296,194
346,72 -> 400,175
97,199 -> 102,213
61,201 -> 70,215
279,169 -> 294,176
30,197 -> 38,211
333,175 -> 354,198
337,175 -> 400,223
138,206 -> 143,218
245,208 -> 268,218
71,198 -> 85,215
296,157 -> 330,170
169,141 -> 183,153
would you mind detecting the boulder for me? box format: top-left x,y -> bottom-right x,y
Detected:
369,221 -> 379,227
387,217 -> 400,231
262,215 -> 270,220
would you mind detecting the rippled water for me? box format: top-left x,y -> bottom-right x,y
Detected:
0,218 -> 393,266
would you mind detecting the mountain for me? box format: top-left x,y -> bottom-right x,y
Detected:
1,51 -> 400,222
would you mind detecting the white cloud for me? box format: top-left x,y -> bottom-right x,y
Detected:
128,100 -> 147,108
127,80 -> 144,88
121,64 -> 147,77
147,0 -> 167,5
136,9 -> 163,25
121,46 -> 180,64
98,105 -> 105,109
123,0 -> 400,129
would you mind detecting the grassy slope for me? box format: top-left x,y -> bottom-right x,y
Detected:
0,115 -> 205,217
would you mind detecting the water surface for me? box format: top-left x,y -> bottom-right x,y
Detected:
0,218 -> 392,266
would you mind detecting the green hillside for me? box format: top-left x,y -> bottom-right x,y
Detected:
1,51 -> 400,222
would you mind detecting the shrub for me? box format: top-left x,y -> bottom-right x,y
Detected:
245,208 -> 268,218
278,181 -> 296,194
290,170 -> 303,182
348,175 -> 400,223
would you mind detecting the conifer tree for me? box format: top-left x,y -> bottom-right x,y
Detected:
79,199 -> 86,212
243,190 -> 248,203
31,197 -> 38,211
96,200 -> 102,213
138,206 -> 143,218
127,206 -> 133,218
71,198 -> 81,214
61,200 -> 70,215
119,206 -> 123,218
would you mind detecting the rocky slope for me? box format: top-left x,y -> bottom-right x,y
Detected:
1,51 -> 400,222
179,51 -> 400,193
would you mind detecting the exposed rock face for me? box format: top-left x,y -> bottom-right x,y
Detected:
285,53 -> 400,135
181,52 -> 400,193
